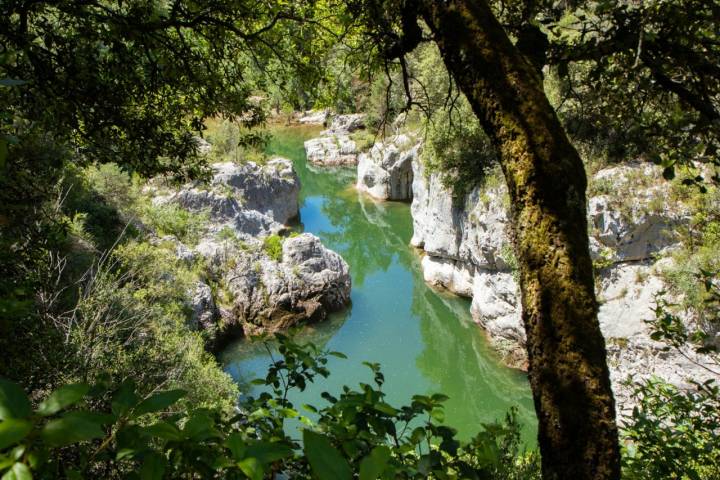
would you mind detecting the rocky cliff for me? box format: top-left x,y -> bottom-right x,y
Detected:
356,134 -> 419,201
410,157 -> 716,410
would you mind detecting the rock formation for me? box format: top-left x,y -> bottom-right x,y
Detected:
148,157 -> 351,346
304,114 -> 366,166
357,134 -> 419,201
410,158 -> 716,409
224,233 -> 351,336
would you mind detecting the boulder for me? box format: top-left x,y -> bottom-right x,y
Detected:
162,159 -> 299,241
324,113 -> 366,134
189,281 -> 218,330
304,135 -> 359,166
298,109 -> 329,125
357,135 -> 419,200
211,159 -> 300,224
224,233 -> 351,334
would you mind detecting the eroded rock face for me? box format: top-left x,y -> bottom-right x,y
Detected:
411,159 -> 713,408
161,159 -> 300,239
189,281 -> 218,330
411,160 -> 511,271
357,134 -> 419,201
325,113 -> 366,134
303,114 -> 366,166
224,233 -> 351,335
211,159 -> 300,225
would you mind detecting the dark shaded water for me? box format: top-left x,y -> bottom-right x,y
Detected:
221,126 -> 536,442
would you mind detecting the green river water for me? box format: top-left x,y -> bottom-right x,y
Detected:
220,126 -> 537,443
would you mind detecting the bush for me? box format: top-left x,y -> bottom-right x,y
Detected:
60,240 -> 237,412
622,379 -> 720,479
263,234 -> 284,262
141,203 -> 208,246
0,335 -> 539,479
204,118 -> 270,165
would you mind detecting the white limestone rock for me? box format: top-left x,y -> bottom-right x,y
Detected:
421,255 -> 475,297
304,135 -> 359,166
225,233 -> 351,334
410,160 -> 511,270
410,156 -> 712,407
210,159 -> 300,224
357,135 -> 419,201
303,114 -> 367,166
324,113 -> 366,134
188,281 -> 218,330
298,109 -> 329,125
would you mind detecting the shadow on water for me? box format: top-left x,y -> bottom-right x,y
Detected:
220,125 -> 537,443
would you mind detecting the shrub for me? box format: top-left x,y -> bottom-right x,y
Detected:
0,335 -> 539,479
263,234 -> 284,262
622,379 -> 720,479
141,203 -> 208,246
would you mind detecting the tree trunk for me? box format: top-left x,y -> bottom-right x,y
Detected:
417,1 -> 620,478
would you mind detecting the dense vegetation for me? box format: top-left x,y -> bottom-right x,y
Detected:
1,0 -> 719,478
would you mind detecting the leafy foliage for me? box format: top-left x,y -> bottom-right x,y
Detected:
622,379 -> 720,479
262,235 -> 284,262
0,335 -> 539,479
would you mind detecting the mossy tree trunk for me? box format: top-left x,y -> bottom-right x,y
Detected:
416,1 -> 621,478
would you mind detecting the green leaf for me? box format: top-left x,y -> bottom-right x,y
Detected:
245,441 -> 293,464
225,432 -> 246,460
132,390 -> 185,418
41,411 -> 109,446
0,380 -> 31,420
142,421 -> 182,441
140,452 -> 166,480
303,430 -> 351,480
37,383 -> 90,416
238,457 -> 263,480
2,462 -> 32,480
0,419 -> 32,450
430,408 -> 445,422
111,381 -> 139,416
328,351 -> 347,359
359,446 -> 391,480
373,402 -> 398,416
181,411 -> 218,441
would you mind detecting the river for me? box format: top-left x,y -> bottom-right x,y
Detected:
221,126 -> 537,443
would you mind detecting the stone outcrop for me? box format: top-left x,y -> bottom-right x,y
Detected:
410,159 -> 715,409
189,281 -> 219,330
304,114 -> 366,166
223,233 -> 351,336
298,109 -> 329,125
357,134 -> 419,201
156,159 -> 300,239
148,158 -> 351,345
